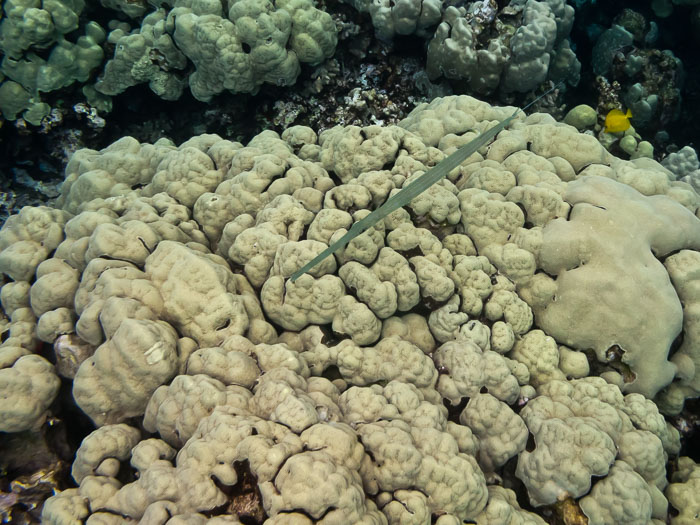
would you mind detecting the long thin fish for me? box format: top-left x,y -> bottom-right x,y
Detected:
290,83 -> 562,282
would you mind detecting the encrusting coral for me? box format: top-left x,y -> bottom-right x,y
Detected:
1,91 -> 699,523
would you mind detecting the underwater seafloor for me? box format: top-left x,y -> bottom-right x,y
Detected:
1,0 -> 700,523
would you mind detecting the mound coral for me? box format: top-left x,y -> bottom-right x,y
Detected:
1,92 -> 698,523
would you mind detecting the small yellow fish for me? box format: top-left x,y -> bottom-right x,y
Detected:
604,108 -> 632,133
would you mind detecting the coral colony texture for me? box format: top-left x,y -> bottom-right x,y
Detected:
2,0 -> 700,524
3,92 -> 700,525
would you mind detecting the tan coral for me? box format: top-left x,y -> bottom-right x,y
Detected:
0,353 -> 61,432
530,176 -> 700,398
73,319 -> 179,426
146,241 -> 256,346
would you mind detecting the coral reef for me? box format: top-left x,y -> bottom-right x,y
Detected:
1,92 -> 699,523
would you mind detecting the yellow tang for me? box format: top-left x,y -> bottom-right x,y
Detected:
604,108 -> 632,133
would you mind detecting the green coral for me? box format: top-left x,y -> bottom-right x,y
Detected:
94,9 -> 187,100
0,0 -> 338,122
0,80 -> 32,120
0,0 -> 84,59
563,104 -> 597,130
96,0 -> 337,102
0,0 -> 105,123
